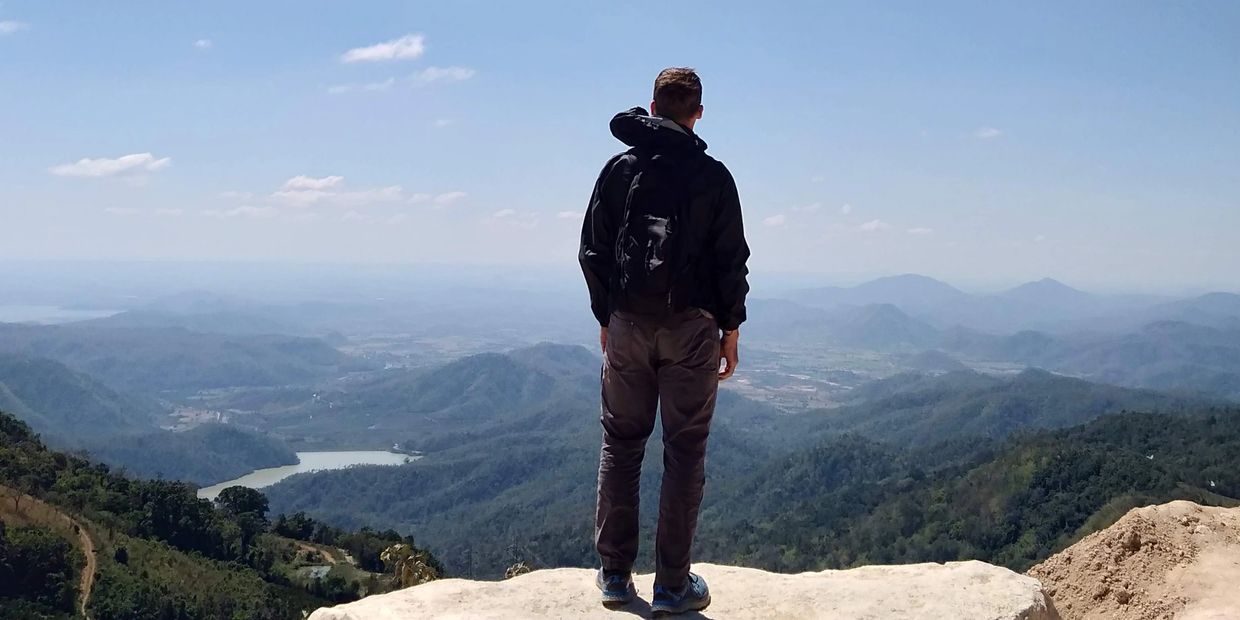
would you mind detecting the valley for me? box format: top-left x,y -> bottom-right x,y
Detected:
2,268 -> 1239,617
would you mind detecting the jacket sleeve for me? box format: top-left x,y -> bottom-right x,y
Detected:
579,155 -> 626,327
710,165 -> 751,332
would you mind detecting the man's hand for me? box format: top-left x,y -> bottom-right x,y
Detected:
600,326 -> 608,354
718,329 -> 739,381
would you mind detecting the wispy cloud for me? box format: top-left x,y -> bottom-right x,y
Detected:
412,66 -> 476,84
341,34 -> 425,63
327,78 -> 396,95
840,203 -> 853,215
50,153 -> 172,178
0,21 -> 29,35
432,191 -> 467,206
432,119 -> 453,128
557,210 -> 578,219
858,219 -> 890,232
907,227 -> 935,235
485,208 -> 538,229
408,191 -> 467,206
974,126 -> 1002,139
193,38 -> 212,50
791,203 -> 820,213
281,175 -> 344,191
202,205 -> 279,219
270,175 -> 405,207
762,214 -> 786,227
153,208 -> 185,217
104,207 -> 142,216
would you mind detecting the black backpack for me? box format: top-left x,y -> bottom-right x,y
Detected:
614,150 -> 693,315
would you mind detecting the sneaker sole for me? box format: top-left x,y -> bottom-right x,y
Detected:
598,582 -> 635,607
651,594 -> 711,616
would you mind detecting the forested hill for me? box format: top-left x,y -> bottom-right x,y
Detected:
266,403 -> 1240,580
793,368 -> 1215,448
0,352 -> 299,486
0,410 -> 440,620
697,408 -> 1240,573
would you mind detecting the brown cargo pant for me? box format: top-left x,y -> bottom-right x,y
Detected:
595,307 -> 720,589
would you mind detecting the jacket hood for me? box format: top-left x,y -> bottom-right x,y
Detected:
609,107 -> 708,152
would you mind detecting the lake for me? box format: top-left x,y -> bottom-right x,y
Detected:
0,304 -> 120,324
197,451 -> 415,500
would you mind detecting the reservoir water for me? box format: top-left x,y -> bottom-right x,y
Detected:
197,451 -> 414,500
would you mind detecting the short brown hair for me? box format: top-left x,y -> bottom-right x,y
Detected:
653,67 -> 702,122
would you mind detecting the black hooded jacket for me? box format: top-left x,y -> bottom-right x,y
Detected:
579,107 -> 750,331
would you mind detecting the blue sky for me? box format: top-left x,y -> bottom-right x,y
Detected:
1,1 -> 1237,292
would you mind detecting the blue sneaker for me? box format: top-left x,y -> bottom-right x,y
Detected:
651,572 -> 710,616
596,568 -> 634,606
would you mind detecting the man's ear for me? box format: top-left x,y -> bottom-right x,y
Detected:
650,100 -> 658,116
695,104 -> 704,120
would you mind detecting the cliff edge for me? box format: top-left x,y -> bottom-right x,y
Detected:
308,560 -> 1056,620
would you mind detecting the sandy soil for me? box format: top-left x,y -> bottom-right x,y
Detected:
1029,501 -> 1240,620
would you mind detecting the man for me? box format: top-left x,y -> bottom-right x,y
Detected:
579,67 -> 750,615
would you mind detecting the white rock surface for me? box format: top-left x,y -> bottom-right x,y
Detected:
309,560 -> 1058,620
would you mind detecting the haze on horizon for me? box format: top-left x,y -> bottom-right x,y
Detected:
1,1 -> 1238,293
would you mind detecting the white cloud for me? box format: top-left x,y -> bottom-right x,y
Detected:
907,227 -> 935,235
281,175 -> 344,191
153,208 -> 185,217
557,210 -> 578,219
327,78 -> 396,94
0,21 -> 29,35
341,34 -> 425,63
975,126 -> 1002,139
792,202 -> 820,213
413,66 -> 476,84
409,191 -> 466,206
104,207 -> 141,216
840,203 -> 853,215
762,214 -> 786,227
202,205 -> 278,219
50,153 -> 172,178
810,175 -> 825,183
193,39 -> 212,50
433,119 -> 453,127
270,175 -> 405,207
485,208 -> 538,229
433,191 -> 467,206
858,219 -> 890,232
1034,234 -> 1047,243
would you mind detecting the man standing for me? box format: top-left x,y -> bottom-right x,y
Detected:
579,67 -> 750,615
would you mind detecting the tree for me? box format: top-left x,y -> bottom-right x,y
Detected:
380,543 -> 438,589
214,486 -> 270,522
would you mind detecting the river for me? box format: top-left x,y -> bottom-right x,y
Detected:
196,451 -> 415,501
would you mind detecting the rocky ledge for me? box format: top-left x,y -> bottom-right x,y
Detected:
309,560 -> 1057,620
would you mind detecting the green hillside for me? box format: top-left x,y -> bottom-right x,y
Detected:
0,410 -> 439,619
799,368 -> 1212,447
698,408 -> 1240,572
0,322 -> 364,395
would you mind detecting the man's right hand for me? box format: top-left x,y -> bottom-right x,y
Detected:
600,326 -> 608,354
718,329 -> 739,381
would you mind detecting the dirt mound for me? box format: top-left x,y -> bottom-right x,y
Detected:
1028,500 -> 1240,620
